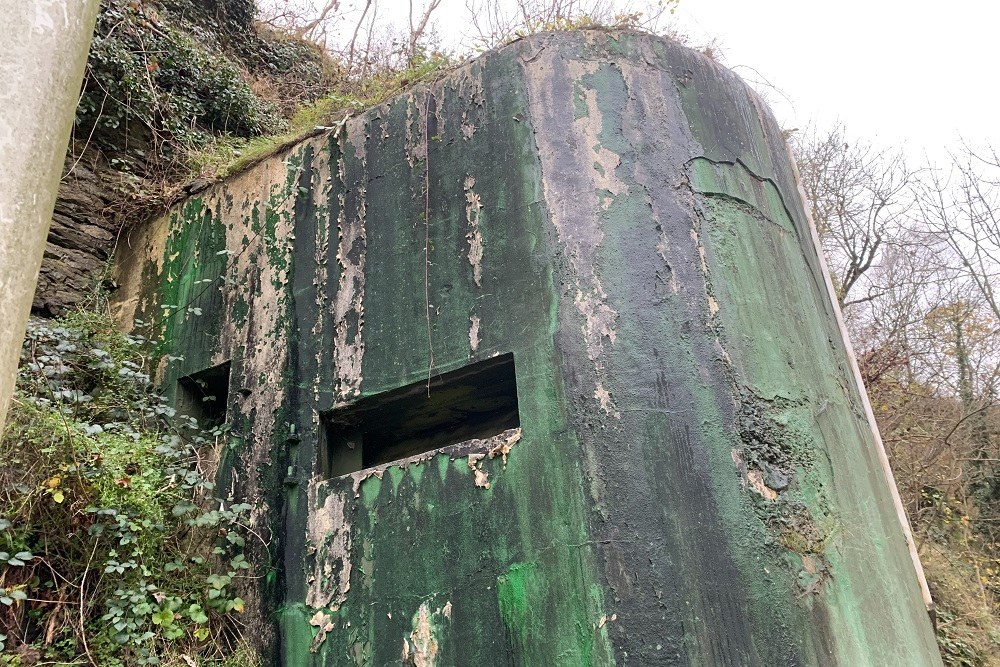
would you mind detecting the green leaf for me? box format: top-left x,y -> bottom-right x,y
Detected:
188,604 -> 209,624
150,609 -> 174,626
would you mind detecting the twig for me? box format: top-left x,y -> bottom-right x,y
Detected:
79,540 -> 99,667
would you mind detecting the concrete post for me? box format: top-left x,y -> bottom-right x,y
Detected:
0,0 -> 99,430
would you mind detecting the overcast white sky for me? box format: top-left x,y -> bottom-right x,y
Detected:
398,0 -> 997,160
675,0 -> 998,160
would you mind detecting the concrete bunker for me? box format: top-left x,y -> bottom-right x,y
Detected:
111,29 -> 944,666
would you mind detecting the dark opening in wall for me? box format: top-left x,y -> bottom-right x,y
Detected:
321,354 -> 519,478
176,361 -> 231,429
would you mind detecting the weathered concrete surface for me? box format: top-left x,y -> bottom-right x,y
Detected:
112,31 -> 942,665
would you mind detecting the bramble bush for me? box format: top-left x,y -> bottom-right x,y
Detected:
0,313 -> 255,665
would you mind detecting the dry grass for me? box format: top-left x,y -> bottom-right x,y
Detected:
922,540 -> 1000,666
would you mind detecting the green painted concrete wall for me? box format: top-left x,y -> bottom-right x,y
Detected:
112,30 -> 942,665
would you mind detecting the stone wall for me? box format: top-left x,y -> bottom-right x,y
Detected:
34,150 -> 119,315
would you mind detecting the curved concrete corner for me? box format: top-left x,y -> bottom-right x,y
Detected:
113,30 -> 942,665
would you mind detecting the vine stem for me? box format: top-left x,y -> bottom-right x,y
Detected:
424,86 -> 434,395
79,540 -> 99,667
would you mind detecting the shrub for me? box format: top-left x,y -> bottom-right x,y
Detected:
0,313 -> 252,665
77,0 -> 283,156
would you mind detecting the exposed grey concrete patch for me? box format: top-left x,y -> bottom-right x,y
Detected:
468,313 -> 480,353
311,136 -> 334,408
332,121 -> 368,400
487,427 -> 520,466
461,116 -> 476,140
455,62 -> 486,142
404,93 -> 428,169
308,610 -> 335,652
305,476 -> 352,610
521,39 -> 622,414
594,381 -> 619,417
464,175 -> 484,287
401,600 -> 450,666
